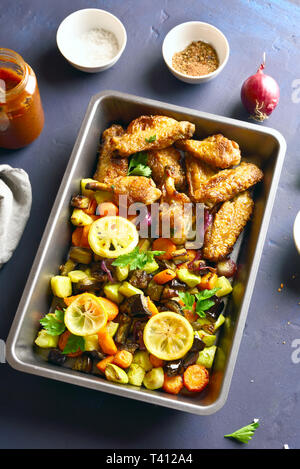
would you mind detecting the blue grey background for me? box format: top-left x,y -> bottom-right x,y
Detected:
0,0 -> 300,449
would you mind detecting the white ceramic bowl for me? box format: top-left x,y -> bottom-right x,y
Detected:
162,21 -> 229,84
293,211 -> 300,254
56,9 -> 127,73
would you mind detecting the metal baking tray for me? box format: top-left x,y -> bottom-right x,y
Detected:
6,90 -> 286,415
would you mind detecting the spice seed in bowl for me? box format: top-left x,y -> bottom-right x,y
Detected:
172,41 -> 219,77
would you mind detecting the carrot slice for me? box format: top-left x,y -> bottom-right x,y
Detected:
58,330 -> 83,358
147,297 -> 159,316
183,309 -> 198,323
163,374 -> 184,395
149,354 -> 165,368
113,350 -> 133,369
153,269 -> 176,285
98,202 -> 119,217
97,297 -> 119,321
96,355 -> 115,374
152,238 -> 176,260
98,327 -> 118,355
80,223 -> 92,248
72,227 -> 83,246
183,364 -> 209,392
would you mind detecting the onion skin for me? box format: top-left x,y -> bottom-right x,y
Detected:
241,57 -> 279,122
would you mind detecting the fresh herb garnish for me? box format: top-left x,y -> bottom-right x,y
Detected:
177,292 -> 195,311
112,247 -> 165,271
40,309 -> 66,336
127,152 -> 152,177
62,334 -> 85,355
145,134 -> 156,143
178,288 -> 220,318
224,420 -> 260,444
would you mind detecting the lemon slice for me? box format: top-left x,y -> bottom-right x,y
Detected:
64,293 -> 107,336
143,311 -> 194,361
88,216 -> 139,258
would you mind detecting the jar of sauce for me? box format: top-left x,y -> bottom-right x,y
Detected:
0,48 -> 44,149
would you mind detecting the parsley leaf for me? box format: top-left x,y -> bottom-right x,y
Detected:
224,420 -> 260,444
195,299 -> 215,318
178,292 -> 195,311
112,248 -> 165,271
128,152 -> 152,177
195,287 -> 220,301
145,135 -> 156,143
40,309 -> 66,336
62,334 -> 85,355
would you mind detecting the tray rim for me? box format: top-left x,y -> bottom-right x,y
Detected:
6,90 -> 287,415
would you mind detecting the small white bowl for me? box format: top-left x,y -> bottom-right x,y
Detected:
162,21 -> 229,84
293,211 -> 300,254
56,8 -> 127,73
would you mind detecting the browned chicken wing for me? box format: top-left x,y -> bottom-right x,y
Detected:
159,173 -> 192,243
94,125 -> 128,183
85,176 -> 161,206
147,146 -> 185,190
203,191 -> 254,262
194,162 -> 263,208
176,134 -> 241,169
110,115 -> 195,156
185,153 -> 216,200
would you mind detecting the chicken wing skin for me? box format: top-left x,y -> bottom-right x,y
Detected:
110,115 -> 195,156
85,176 -> 161,206
194,162 -> 263,208
203,191 -> 254,262
147,146 -> 185,190
185,153 -> 216,200
176,134 -> 241,169
94,125 -> 128,183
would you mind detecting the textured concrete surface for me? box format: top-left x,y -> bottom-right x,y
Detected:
0,0 -> 300,449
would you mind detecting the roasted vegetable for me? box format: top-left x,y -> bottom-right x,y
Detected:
106,321 -> 119,337
198,272 -> 218,290
146,279 -> 164,302
115,265 -> 129,282
115,314 -> 132,344
128,269 -> 152,290
163,374 -> 184,395
205,297 -> 224,321
215,276 -> 233,296
113,350 -> 133,369
84,334 -> 101,352
71,194 -> 90,209
176,268 -> 201,288
70,208 -> 94,227
195,330 -> 216,347
68,270 -> 88,283
59,259 -> 77,276
119,282 -> 144,298
105,363 -> 129,384
197,345 -> 217,369
143,259 -> 159,274
75,277 -> 102,293
127,363 -> 146,386
69,247 -> 93,265
103,283 -> 124,304
153,269 -> 176,285
51,276 -> 72,298
143,367 -> 164,390
72,355 -> 93,374
98,327 -> 118,355
47,349 -> 67,366
133,350 -> 153,372
171,248 -> 189,265
183,364 -> 209,392
35,330 -> 59,348
160,299 -> 182,315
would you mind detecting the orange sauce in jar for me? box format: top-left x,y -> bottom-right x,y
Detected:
0,49 -> 44,149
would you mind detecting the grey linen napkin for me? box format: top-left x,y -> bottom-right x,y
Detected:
0,165 -> 32,268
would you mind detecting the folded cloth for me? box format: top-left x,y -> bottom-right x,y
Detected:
0,165 -> 32,268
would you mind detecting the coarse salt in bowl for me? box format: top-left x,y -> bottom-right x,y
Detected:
56,9 -> 127,73
162,21 -> 229,84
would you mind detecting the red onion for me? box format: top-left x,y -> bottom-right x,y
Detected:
241,53 -> 279,121
100,260 -> 114,283
216,259 -> 237,278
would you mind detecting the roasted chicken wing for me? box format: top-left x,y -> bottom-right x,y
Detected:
159,172 -> 192,243
193,162 -> 263,208
110,115 -> 195,156
185,153 -> 216,200
176,134 -> 241,169
147,146 -> 185,190
203,191 -> 254,262
85,176 -> 161,206
94,125 -> 128,183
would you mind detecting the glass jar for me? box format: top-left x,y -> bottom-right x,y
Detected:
0,48 -> 44,149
